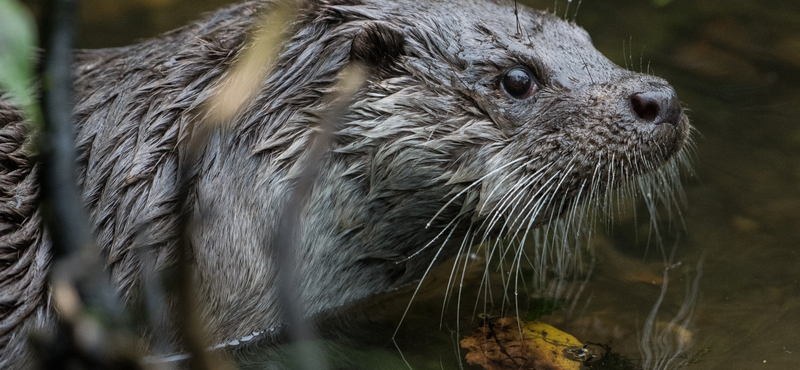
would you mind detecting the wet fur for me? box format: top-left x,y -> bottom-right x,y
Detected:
0,0 -> 689,367
0,99 -> 49,369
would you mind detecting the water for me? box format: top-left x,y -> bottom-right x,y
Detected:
27,0 -> 800,368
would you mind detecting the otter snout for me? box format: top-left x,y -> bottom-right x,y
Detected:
630,88 -> 683,128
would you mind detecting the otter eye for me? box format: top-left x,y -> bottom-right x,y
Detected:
502,68 -> 537,99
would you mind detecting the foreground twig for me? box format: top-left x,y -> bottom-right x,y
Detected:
269,63 -> 365,370
166,2 -> 302,368
35,0 -> 139,368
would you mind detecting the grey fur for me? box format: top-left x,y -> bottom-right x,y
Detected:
0,0 -> 690,367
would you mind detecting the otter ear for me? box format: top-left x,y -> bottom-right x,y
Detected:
350,22 -> 406,69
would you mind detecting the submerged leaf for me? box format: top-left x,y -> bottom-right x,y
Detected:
460,317 -> 583,370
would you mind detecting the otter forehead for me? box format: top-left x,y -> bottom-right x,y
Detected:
357,0 -> 621,89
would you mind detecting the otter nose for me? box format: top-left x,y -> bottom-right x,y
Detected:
629,89 -> 682,127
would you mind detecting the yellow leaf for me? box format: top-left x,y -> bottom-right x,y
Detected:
460,317 -> 583,370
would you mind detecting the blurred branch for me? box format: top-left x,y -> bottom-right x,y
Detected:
35,0 -> 139,368
166,2 -> 301,369
38,0 -> 88,261
269,63 -> 365,370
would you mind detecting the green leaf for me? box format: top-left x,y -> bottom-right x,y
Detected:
0,0 -> 40,124
652,0 -> 674,6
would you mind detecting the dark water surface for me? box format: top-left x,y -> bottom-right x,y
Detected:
25,0 -> 800,368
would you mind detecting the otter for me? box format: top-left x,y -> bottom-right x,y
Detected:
0,0 -> 690,367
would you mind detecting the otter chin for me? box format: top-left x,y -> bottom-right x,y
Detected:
0,0 -> 690,367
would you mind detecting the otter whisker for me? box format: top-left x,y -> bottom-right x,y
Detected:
508,161 -> 575,240
483,160 -> 556,234
491,171 -> 557,267
450,232 -> 479,365
561,177 -> 590,234
399,214 -> 463,262
499,167 -> 569,294
538,159 -> 579,226
481,174 -> 541,244
427,156 -> 527,228
441,225 -> 475,324
572,0 -> 584,23
394,218 -> 463,338
477,156 -> 542,216
602,151 -> 617,220
562,0 -> 572,21
477,162 -> 552,245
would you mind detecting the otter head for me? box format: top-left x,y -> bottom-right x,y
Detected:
332,0 -> 690,244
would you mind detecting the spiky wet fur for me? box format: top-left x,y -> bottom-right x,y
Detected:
0,98 -> 50,369
0,0 -> 691,366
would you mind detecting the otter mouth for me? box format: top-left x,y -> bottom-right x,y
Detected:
482,143 -> 691,241
478,98 -> 692,238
